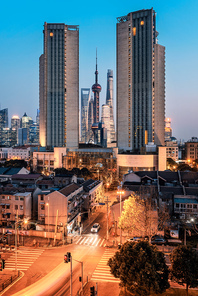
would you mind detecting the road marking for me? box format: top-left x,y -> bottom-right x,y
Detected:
91,249 -> 120,283
74,235 -> 106,247
4,247 -> 44,271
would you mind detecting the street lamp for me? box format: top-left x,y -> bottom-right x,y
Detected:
15,219 -> 28,272
117,189 -> 125,244
46,202 -> 50,243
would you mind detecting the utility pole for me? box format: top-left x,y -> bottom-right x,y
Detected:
106,195 -> 109,241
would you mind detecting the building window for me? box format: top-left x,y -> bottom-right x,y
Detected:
140,21 -> 144,25
15,205 -> 18,210
20,205 -> 23,210
41,205 -> 45,210
175,203 -> 179,208
193,204 -> 197,209
132,27 -> 136,36
6,205 -> 10,209
50,32 -> 53,37
15,196 -> 19,200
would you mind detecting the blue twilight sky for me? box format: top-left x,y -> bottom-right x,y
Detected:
0,0 -> 198,142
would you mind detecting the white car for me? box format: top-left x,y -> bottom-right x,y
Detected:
91,223 -> 100,233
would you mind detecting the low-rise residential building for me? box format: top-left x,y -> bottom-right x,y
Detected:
0,192 -> 32,226
7,147 -> 31,160
185,137 -> 198,161
174,196 -> 198,220
38,183 -> 84,234
165,138 -> 178,161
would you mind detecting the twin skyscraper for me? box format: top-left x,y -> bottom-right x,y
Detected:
39,8 -> 165,152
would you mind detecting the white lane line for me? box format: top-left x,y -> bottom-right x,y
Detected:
99,239 -> 105,247
91,237 -> 98,246
95,239 -> 101,247
79,237 -> 86,245
76,237 -> 83,244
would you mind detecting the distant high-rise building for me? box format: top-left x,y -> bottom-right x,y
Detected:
101,104 -> 111,144
21,112 -> 33,129
117,8 -> 165,152
92,52 -> 101,125
106,70 -> 116,143
39,22 -> 79,149
11,115 -> 20,131
165,118 -> 172,141
11,115 -> 20,146
0,108 -> 8,144
18,128 -> 28,145
81,88 -> 90,143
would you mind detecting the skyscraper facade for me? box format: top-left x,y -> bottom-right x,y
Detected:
0,108 -> 8,145
117,8 -> 165,152
87,96 -> 94,142
39,22 -> 79,149
81,88 -> 90,143
106,70 -> 116,143
101,104 -> 110,143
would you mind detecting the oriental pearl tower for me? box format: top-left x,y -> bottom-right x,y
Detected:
92,50 -> 102,124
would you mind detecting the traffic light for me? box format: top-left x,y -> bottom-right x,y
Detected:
64,254 -> 68,263
64,252 -> 71,263
0,259 -> 4,271
67,252 -> 71,262
90,286 -> 95,296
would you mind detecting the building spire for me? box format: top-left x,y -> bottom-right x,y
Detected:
95,48 -> 98,84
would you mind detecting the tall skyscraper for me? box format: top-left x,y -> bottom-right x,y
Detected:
92,52 -> 101,125
81,88 -> 90,143
117,8 -> 165,152
39,22 -> 79,149
0,108 -> 8,145
106,69 -> 116,143
87,96 -> 94,142
101,104 -> 110,143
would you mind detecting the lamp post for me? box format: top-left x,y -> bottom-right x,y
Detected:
15,219 -> 28,272
46,202 -> 50,243
117,189 -> 124,244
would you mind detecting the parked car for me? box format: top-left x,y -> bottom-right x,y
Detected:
91,223 -> 100,233
151,236 -> 167,245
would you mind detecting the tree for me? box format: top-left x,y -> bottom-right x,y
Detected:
54,168 -> 69,175
119,193 -> 158,241
108,241 -> 169,295
177,163 -> 192,171
170,245 -> 198,296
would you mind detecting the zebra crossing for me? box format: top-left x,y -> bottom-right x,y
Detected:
5,247 -> 45,271
91,249 -> 120,283
73,235 -> 106,247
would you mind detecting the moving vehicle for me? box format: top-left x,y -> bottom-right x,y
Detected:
91,223 -> 100,233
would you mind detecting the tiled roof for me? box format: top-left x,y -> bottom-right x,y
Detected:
136,171 -> 157,179
180,172 -> 198,184
12,174 -> 41,180
160,186 -> 183,195
60,183 -> 81,196
158,171 -> 179,182
185,187 -> 198,196
0,167 -> 10,175
4,168 -> 21,175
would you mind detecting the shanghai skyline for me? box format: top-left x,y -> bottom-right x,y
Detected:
0,0 -> 198,142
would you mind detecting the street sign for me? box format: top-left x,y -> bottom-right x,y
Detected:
99,203 -> 105,205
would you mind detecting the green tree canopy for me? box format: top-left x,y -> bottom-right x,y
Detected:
108,241 -> 169,295
0,159 -> 28,168
170,245 -> 198,296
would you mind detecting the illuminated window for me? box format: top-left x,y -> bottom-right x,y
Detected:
132,27 -> 136,36
140,21 -> 144,26
50,32 -> 53,37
